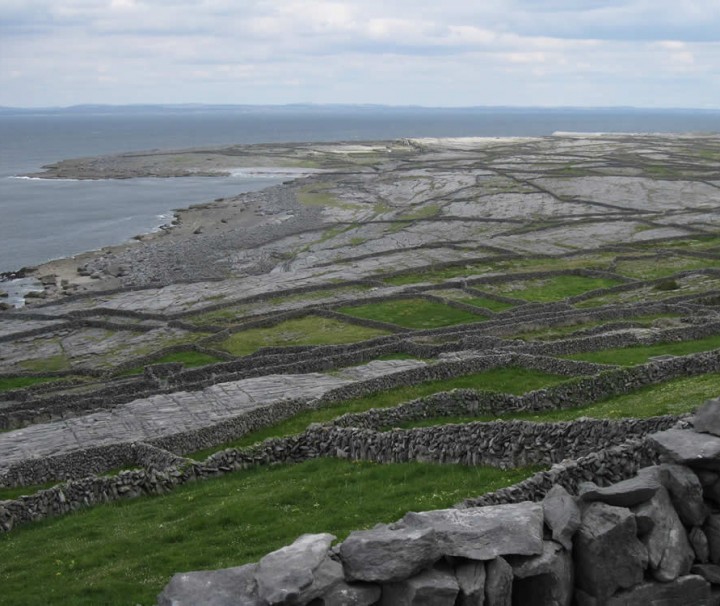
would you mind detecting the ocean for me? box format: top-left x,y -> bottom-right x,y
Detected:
2,106 -> 720,277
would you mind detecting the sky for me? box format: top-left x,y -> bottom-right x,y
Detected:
1,0 -> 720,108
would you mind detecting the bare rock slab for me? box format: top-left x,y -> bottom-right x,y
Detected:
574,502 -> 648,602
255,533 -> 342,605
604,574 -> 711,606
694,397 -> 720,437
400,501 -> 544,560
380,567 -> 459,606
650,429 -> 720,470
157,563 -> 259,606
632,486 -> 694,582
339,524 -> 440,583
542,484 -> 581,550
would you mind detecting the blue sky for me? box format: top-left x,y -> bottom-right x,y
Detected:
1,0 -> 719,108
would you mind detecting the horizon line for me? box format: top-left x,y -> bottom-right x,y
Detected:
2,102 -> 720,112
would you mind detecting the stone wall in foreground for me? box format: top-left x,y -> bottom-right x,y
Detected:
157,403 -> 720,606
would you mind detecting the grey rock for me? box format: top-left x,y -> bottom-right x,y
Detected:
578,474 -> 660,508
694,398 -> 720,437
705,515 -> 720,565
604,574 -> 711,606
400,502 -> 544,560
320,580 -> 381,606
157,563 -> 259,606
653,464 -> 708,526
255,533 -> 342,605
455,560 -> 485,606
542,484 -> 581,550
574,502 -> 648,601
509,541 -> 573,606
650,429 -> 720,469
485,557 -> 512,606
339,524 -> 440,582
691,527 -> 711,563
380,567 -> 459,606
692,563 -> 720,584
632,486 -> 694,582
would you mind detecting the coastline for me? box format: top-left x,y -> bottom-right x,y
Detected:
0,141 -> 403,304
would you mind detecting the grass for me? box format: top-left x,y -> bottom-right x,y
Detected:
0,459 -> 539,606
458,296 -> 515,312
381,254 -> 617,287
19,354 -> 70,373
488,275 -> 622,303
338,298 -> 487,329
434,290 -> 516,312
513,313 -> 681,341
399,372 -> 720,427
216,316 -> 390,357
0,376 -> 64,392
564,334 -> 720,366
296,183 -> 357,210
614,256 -> 720,280
188,367 -> 571,459
118,351 -> 226,376
396,203 -> 442,221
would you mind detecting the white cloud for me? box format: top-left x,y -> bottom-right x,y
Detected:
0,0 -> 719,106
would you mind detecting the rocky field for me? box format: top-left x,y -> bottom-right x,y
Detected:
1,133 -> 720,604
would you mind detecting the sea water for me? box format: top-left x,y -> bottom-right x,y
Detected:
2,106 -> 720,275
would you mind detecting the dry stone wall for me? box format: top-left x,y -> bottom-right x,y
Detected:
157,403 -> 720,606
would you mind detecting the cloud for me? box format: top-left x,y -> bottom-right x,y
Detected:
0,0 -> 719,107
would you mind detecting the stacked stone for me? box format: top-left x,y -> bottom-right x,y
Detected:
157,398 -> 720,606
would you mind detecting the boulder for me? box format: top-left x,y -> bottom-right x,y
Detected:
650,429 -> 720,470
509,541 -> 573,606
380,566 -> 459,606
455,560 -> 485,606
255,533 -> 343,605
339,524 -> 440,582
400,502 -> 544,560
690,527 -> 710,563
694,398 -> 720,437
485,557 -> 512,606
578,474 -> 660,508
542,484 -> 581,550
574,502 -> 648,601
157,563 -> 259,606
604,574 -> 711,606
650,464 -> 707,526
632,486 -> 694,582
320,580 -> 381,605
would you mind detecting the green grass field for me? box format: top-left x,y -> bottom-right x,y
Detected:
398,371 -> 720,427
0,459 -> 538,606
488,275 -> 622,303
564,334 -> 720,366
0,376 -> 65,392
338,298 -> 487,329
216,316 -> 390,356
